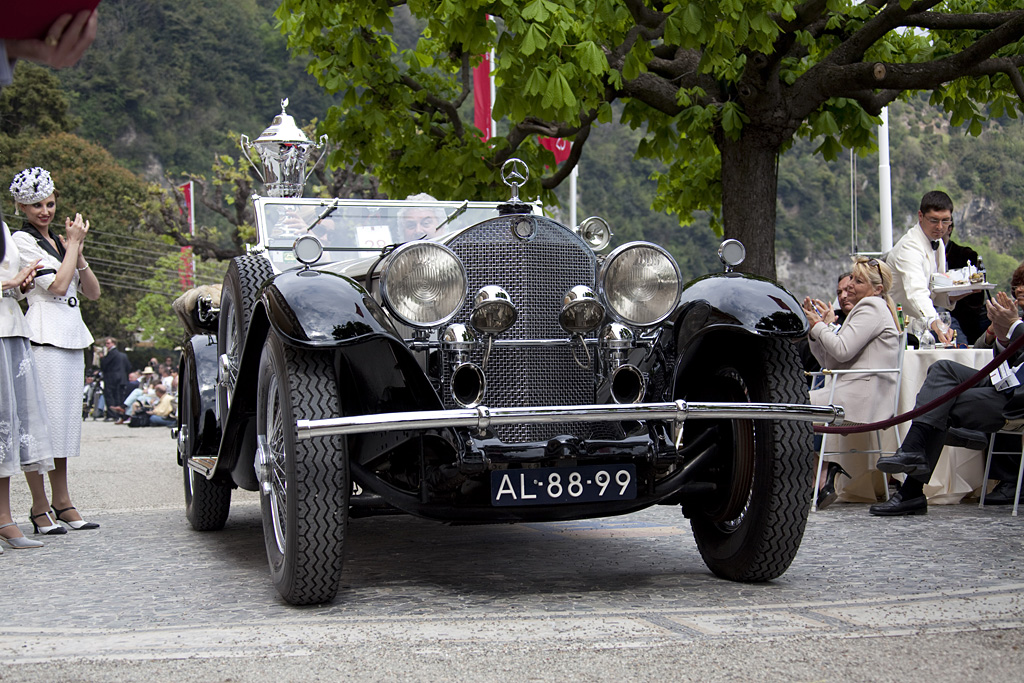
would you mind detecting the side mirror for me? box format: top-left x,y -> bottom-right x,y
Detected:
718,239 -> 745,272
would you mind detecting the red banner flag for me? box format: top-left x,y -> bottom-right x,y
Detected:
539,136 -> 571,165
178,180 -> 195,290
473,52 -> 493,141
178,180 -> 195,236
179,246 -> 194,291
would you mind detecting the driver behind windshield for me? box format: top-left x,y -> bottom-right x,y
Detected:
268,205 -> 351,245
398,194 -> 448,241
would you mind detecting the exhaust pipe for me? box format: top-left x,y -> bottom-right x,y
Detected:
451,362 -> 485,408
610,364 -> 645,404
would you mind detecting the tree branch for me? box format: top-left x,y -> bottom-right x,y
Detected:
824,0 -> 944,68
792,10 -> 1024,122
622,0 -> 667,30
400,73 -> 465,139
541,122 -> 592,190
907,10 -> 1024,30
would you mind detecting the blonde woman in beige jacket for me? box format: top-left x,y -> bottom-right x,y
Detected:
802,257 -> 901,508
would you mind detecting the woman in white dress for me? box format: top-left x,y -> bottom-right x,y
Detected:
0,222 -> 51,549
9,167 -> 101,533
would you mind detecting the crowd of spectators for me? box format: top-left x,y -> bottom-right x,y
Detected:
806,190 -> 1023,515
83,350 -> 178,428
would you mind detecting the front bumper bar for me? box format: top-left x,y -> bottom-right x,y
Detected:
296,400 -> 844,440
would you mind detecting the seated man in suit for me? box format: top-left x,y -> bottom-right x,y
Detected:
871,290 -> 1024,515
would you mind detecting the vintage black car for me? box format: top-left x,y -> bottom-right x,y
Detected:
175,159 -> 843,605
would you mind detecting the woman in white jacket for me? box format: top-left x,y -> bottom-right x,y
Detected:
802,257 -> 901,508
9,167 -> 101,533
0,223 -> 52,549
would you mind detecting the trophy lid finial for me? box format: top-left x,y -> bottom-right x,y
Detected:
255,97 -> 309,145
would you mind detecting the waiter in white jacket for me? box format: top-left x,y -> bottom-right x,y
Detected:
885,190 -> 962,345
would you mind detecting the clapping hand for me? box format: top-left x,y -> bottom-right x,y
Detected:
61,213 -> 90,254
987,290 -> 1021,342
4,10 -> 98,69
802,297 -> 835,326
1,259 -> 40,293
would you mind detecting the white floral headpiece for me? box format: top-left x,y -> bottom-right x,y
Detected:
9,167 -> 55,205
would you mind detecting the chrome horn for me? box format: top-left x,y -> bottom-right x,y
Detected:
576,216 -> 613,252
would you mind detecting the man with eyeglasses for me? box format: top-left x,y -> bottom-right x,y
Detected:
885,190 -> 963,345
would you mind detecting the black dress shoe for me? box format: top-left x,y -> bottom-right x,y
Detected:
870,490 -> 927,516
876,449 -> 930,477
985,480 -> 1023,505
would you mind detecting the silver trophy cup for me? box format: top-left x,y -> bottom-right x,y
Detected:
241,98 -> 328,198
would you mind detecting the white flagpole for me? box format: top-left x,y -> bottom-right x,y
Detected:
878,107 -> 893,252
489,49 -> 496,139
569,165 -> 578,228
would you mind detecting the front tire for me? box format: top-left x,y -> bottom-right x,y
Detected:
218,255 -> 275,419
683,338 -> 813,582
256,332 -> 348,605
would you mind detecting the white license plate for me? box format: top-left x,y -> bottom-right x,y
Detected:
490,464 -> 637,506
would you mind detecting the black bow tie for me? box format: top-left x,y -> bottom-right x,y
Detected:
931,240 -> 939,250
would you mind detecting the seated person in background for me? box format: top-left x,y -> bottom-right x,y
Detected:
139,385 -> 175,427
799,271 -> 853,386
398,194 -> 448,241
872,289 -> 1024,515
802,257 -> 901,509
885,191 -> 960,345
976,262 -> 1024,348
943,222 -> 990,344
114,371 -> 141,424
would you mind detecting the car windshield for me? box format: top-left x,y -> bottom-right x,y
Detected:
253,197 -> 519,266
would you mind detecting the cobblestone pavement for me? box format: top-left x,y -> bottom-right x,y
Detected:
2,421 -> 1023,680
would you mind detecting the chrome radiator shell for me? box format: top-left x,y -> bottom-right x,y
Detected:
442,216 -> 599,443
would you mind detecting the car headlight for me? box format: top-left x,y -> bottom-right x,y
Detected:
598,242 -> 682,326
380,242 -> 467,327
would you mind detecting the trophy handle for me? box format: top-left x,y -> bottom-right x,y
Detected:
304,134 -> 330,183
240,134 -> 265,182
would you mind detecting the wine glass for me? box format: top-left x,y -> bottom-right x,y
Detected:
936,311 -> 952,345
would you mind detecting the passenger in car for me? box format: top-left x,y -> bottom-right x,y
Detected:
398,194 -> 448,241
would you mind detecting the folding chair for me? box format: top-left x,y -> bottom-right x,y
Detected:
979,422 -> 1024,517
809,330 -> 907,511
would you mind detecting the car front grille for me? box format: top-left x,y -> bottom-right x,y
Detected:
443,215 -> 598,443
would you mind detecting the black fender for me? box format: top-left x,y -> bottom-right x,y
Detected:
177,334 -> 220,464
262,268 -> 402,348
670,272 -> 808,392
214,267 -> 442,485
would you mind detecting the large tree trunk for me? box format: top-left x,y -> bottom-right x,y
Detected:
720,133 -> 780,281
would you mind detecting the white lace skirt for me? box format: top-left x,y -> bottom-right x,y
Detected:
0,336 -> 55,476
31,344 -> 84,460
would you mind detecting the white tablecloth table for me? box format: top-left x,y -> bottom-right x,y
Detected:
832,347 -> 995,504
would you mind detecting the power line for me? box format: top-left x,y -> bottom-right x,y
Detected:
90,256 -> 226,280
93,278 -> 197,297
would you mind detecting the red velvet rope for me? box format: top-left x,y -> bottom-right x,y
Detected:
814,331 -> 1024,434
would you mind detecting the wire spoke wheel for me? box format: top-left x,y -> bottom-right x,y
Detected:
256,331 -> 348,605
217,255 -> 274,418
181,348 -> 231,531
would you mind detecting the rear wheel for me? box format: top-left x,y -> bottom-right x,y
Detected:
179,351 -> 231,531
217,255 -> 274,419
256,332 -> 348,605
683,338 -> 812,582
